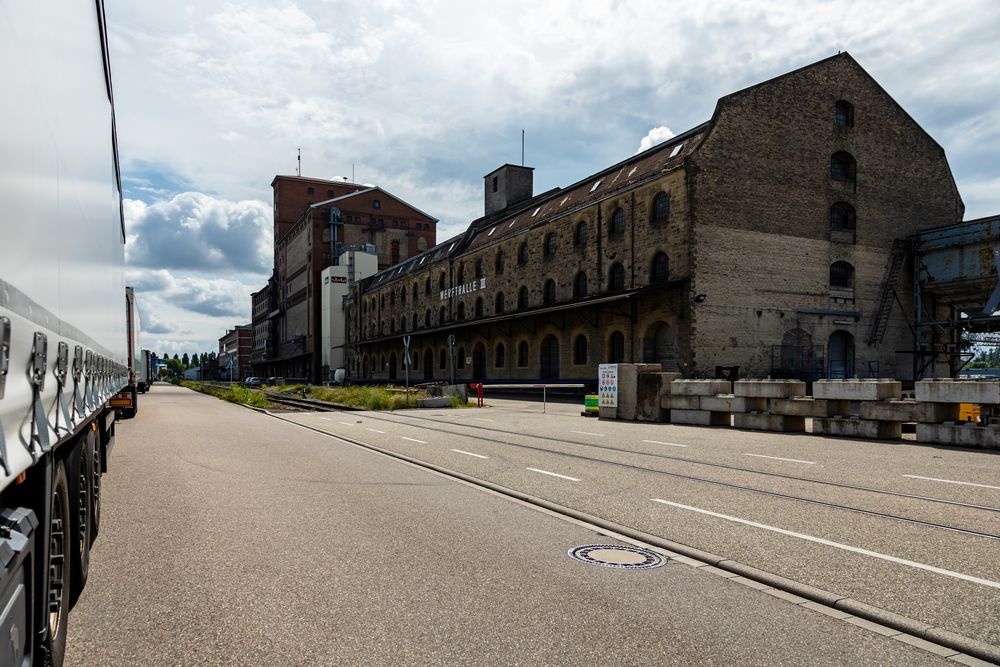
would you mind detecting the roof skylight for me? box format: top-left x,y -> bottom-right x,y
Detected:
590,180 -> 602,193
669,144 -> 684,158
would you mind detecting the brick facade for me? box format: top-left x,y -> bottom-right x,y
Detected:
347,53 -> 964,384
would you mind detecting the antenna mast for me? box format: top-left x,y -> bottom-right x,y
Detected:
521,130 -> 525,166
297,148 -> 301,176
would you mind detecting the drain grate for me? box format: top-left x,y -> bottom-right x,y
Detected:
568,544 -> 666,570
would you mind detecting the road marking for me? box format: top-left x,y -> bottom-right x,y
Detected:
451,449 -> 489,459
743,453 -> 816,465
643,439 -> 689,448
527,467 -> 580,481
318,417 -> 332,421
570,430 -> 604,437
339,421 -> 353,426
651,499 -> 1000,590
903,475 -> 1000,491
401,436 -> 427,444
473,417 -> 495,422
367,428 -> 385,434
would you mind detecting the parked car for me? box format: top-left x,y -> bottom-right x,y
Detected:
243,377 -> 263,387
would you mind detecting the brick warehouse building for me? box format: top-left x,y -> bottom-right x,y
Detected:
345,53 -> 964,384
251,175 -> 438,381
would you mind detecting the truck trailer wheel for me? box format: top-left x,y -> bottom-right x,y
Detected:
67,432 -> 95,607
45,462 -> 71,667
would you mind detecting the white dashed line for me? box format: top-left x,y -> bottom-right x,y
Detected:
570,430 -> 604,437
451,449 -> 489,459
367,428 -> 385,434
651,499 -> 1000,590
903,475 -> 1000,491
339,421 -> 353,426
318,417 -> 332,421
643,439 -> 689,448
743,453 -> 815,465
527,468 -> 580,481
401,436 -> 427,444
473,417 -> 495,422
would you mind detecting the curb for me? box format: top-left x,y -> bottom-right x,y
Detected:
275,412 -> 1000,665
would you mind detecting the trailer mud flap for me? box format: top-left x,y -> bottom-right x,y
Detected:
0,508 -> 38,667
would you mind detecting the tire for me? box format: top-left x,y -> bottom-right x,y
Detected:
67,432 -> 94,608
90,427 -> 102,543
46,461 -> 71,667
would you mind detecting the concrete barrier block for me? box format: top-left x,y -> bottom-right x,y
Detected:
669,409 -> 731,427
769,397 -> 849,418
635,372 -> 680,422
733,379 -> 806,398
698,394 -> 765,413
654,372 -> 684,395
598,405 -> 618,420
416,396 -> 453,408
915,379 -> 1000,405
813,380 -> 902,401
616,364 -> 662,421
916,422 -> 1000,449
733,412 -> 805,432
664,395 -> 701,410
670,379 -> 732,396
813,417 -> 901,440
859,400 -> 961,423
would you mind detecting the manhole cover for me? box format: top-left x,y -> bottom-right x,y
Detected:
568,544 -> 666,570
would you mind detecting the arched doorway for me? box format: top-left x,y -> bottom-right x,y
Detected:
423,349 -> 433,381
540,334 -> 560,379
642,322 -> 678,371
388,352 -> 398,381
828,330 -> 855,379
473,343 -> 486,380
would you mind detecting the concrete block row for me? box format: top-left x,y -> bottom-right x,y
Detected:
813,417 -> 902,440
916,422 -> 1000,450
769,397 -> 850,418
670,379 -> 732,397
733,412 -> 805,432
733,379 -> 806,398
813,379 -> 902,401
669,409 -> 731,427
858,399 -> 959,424
915,379 -> 1000,405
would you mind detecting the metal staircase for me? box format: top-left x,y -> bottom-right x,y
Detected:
866,238 -> 910,346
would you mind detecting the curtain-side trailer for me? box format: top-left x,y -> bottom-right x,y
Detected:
0,1 -> 127,664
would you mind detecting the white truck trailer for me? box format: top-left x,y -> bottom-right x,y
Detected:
1,1 -> 128,664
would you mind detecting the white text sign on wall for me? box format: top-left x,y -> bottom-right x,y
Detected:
440,278 -> 487,301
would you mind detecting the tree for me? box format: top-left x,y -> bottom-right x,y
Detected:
172,353 -> 179,361
164,357 -> 184,379
182,352 -> 190,367
192,353 -> 200,367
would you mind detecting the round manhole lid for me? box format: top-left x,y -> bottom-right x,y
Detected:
568,544 -> 666,570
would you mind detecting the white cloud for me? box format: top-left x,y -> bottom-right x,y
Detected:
635,126 -> 676,154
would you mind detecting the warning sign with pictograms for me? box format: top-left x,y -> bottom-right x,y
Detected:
598,364 -> 618,408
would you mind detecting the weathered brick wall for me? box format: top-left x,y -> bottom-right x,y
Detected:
687,54 -> 963,380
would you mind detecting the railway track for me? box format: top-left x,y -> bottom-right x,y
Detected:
321,408 -> 1000,541
263,392 -> 347,411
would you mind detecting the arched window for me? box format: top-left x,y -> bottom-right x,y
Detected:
830,202 -> 856,231
518,340 -> 529,367
574,221 -> 588,247
651,252 -> 669,284
457,347 -> 466,369
543,279 -> 556,305
495,250 -> 506,274
609,262 -> 625,292
413,283 -> 418,301
390,290 -> 396,306
573,272 -> 588,299
608,331 -> 625,363
475,259 -> 484,279
390,317 -> 396,333
412,349 -> 419,370
425,309 -> 431,328
651,193 -> 670,224
457,264 -> 465,284
495,343 -> 506,368
425,277 -> 431,295
544,232 -> 557,258
400,287 -> 405,305
518,242 -> 529,265
439,273 -> 446,290
381,294 -> 385,308
411,313 -> 417,330
457,302 -> 466,320
518,286 -> 529,309
573,335 -> 588,365
439,306 -> 446,324
439,348 -> 447,370
831,151 -> 857,183
495,292 -> 505,314
609,207 -> 625,236
475,297 -> 484,318
830,261 -> 855,288
390,240 -> 400,265
835,100 -> 854,128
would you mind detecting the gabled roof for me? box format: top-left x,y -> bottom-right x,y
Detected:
308,185 -> 438,222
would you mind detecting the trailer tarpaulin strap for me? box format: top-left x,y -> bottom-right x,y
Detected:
30,333 -> 50,457
72,345 -> 85,421
53,342 -> 72,435
0,420 -> 8,476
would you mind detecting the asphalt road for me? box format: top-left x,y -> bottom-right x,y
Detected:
278,395 -> 1000,658
63,384 -> 974,665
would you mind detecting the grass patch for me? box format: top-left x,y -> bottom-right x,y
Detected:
181,381 -> 273,408
306,385 -> 430,411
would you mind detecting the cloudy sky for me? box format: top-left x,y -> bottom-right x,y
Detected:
106,0 -> 1000,356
